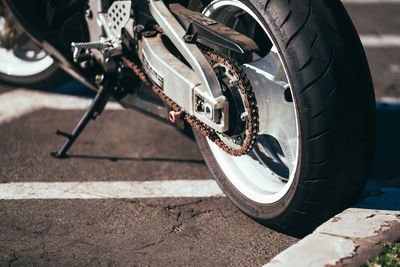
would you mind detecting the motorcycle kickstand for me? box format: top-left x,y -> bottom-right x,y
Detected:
51,82 -> 112,158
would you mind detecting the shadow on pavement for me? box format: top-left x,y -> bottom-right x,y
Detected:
357,102 -> 400,211
49,80 -> 95,98
372,102 -> 400,180
57,154 -> 205,164
355,187 -> 400,211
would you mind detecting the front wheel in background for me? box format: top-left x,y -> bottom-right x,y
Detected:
0,8 -> 69,89
0,47 -> 69,88
193,0 -> 376,234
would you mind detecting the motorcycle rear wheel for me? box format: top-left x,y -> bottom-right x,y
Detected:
192,0 -> 376,234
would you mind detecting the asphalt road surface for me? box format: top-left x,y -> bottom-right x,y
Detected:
0,1 -> 399,266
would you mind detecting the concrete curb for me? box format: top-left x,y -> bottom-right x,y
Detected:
264,178 -> 400,267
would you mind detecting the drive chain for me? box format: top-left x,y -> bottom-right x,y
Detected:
122,44 -> 259,156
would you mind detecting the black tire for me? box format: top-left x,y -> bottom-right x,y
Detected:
193,0 -> 376,235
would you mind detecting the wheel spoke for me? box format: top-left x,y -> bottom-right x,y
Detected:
244,48 -> 287,83
243,50 -> 298,176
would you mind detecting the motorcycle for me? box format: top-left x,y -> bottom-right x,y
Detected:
1,0 -> 376,234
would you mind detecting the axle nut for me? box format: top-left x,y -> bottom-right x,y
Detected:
204,103 -> 213,120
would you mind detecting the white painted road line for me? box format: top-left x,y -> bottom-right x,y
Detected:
0,180 -> 225,199
360,34 -> 400,47
342,0 -> 400,4
0,89 -> 123,125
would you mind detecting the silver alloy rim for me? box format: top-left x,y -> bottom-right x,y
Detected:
0,15 -> 53,77
203,0 -> 300,204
